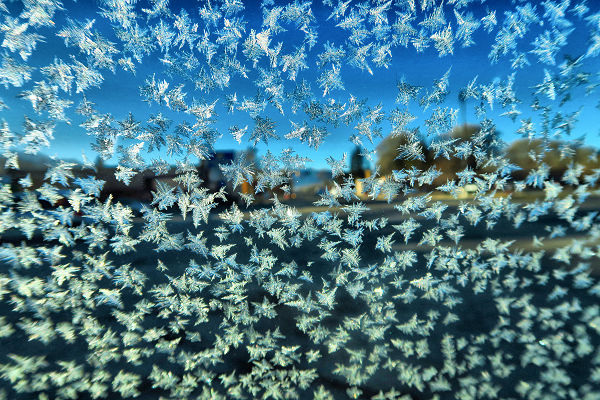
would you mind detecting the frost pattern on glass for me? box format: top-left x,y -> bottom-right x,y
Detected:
1,0 -> 600,399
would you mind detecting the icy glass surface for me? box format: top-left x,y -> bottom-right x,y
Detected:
1,0 -> 600,399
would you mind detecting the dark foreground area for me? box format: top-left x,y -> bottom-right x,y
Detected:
1,197 -> 600,399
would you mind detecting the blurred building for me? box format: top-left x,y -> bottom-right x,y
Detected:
1,150 -> 243,208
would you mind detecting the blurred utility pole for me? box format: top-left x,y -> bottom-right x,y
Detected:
458,89 -> 469,140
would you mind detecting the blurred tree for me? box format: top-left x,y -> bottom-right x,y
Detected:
507,139 -> 600,181
434,124 -> 480,173
376,124 -> 504,185
376,131 -> 429,176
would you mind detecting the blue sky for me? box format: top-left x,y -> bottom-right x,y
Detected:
2,0 -> 600,170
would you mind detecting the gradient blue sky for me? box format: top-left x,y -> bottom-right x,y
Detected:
2,0 -> 599,170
